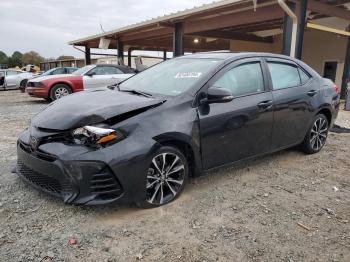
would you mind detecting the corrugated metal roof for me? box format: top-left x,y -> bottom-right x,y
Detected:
68,0 -> 246,45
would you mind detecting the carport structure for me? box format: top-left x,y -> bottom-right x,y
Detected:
69,0 -> 350,96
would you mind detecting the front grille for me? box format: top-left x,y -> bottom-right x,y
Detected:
19,141 -> 57,162
90,168 -> 122,200
17,160 -> 72,195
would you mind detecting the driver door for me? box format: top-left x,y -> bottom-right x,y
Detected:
5,70 -> 20,88
198,58 -> 274,169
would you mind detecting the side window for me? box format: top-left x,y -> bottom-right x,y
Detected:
7,70 -> 18,76
267,62 -> 301,90
213,62 -> 264,96
53,68 -> 65,74
103,66 -> 123,75
67,68 -> 77,74
298,68 -> 311,84
89,66 -> 123,75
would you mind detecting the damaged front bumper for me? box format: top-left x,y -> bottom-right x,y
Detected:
15,129 -> 154,205
16,142 -> 124,205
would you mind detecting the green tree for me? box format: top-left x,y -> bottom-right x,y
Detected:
57,55 -> 74,60
22,51 -> 44,66
9,51 -> 23,67
0,51 -> 8,66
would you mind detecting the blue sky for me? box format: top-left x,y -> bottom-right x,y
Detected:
0,0 -> 214,59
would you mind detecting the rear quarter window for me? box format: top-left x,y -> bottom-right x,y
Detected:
298,68 -> 311,84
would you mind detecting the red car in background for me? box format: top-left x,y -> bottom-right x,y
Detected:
26,64 -> 135,101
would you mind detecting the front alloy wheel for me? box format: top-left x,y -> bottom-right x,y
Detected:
141,146 -> 188,207
50,84 -> 72,101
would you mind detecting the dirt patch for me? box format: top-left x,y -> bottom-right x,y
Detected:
0,90 -> 349,261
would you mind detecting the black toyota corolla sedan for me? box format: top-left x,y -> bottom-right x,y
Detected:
15,52 -> 340,207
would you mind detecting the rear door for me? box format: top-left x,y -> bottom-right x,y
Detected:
199,58 -> 274,169
265,58 -> 316,150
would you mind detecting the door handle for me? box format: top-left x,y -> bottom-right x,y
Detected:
307,90 -> 318,97
257,100 -> 273,109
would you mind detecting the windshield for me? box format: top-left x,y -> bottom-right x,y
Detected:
119,58 -> 222,96
41,68 -> 57,76
72,65 -> 95,76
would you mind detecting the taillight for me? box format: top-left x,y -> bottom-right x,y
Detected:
333,84 -> 340,94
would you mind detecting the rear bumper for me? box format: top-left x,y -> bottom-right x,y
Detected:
330,95 -> 340,127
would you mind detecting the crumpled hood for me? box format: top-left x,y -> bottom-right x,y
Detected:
31,90 -> 165,130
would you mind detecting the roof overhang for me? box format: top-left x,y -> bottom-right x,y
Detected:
68,0 -> 350,52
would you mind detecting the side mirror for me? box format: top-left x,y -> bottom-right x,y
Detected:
85,71 -> 96,77
201,86 -> 234,104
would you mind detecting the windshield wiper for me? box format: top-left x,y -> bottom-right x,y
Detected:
119,89 -> 153,98
107,83 -> 120,91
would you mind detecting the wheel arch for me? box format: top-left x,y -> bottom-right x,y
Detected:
153,133 -> 202,177
316,107 -> 332,125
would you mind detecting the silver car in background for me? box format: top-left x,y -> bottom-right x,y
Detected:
0,69 -> 35,90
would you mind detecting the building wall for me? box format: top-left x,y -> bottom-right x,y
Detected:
301,29 -> 347,87
230,40 -> 274,53
229,29 -> 347,87
97,56 -> 163,68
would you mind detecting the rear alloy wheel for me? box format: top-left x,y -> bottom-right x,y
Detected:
302,114 -> 329,154
139,146 -> 188,207
50,84 -> 71,101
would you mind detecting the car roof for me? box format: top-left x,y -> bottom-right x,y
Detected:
179,51 -> 298,61
178,51 -> 320,77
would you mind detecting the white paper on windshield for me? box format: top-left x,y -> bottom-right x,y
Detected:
175,72 -> 202,79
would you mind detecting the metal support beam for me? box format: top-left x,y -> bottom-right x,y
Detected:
307,0 -> 350,21
341,36 -> 350,99
282,1 -> 296,56
117,38 -> 124,62
173,22 -> 184,57
163,49 -> 167,61
128,48 -> 133,67
85,46 -> 91,65
295,0 -> 307,59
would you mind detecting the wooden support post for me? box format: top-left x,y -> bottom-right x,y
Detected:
163,49 -> 167,60
173,22 -> 184,57
117,38 -> 124,64
295,0 -> 307,59
85,46 -> 91,65
341,36 -> 350,99
282,1 -> 296,56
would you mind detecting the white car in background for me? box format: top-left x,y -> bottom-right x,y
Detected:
0,69 -> 35,90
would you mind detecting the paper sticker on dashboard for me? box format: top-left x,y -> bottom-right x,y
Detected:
175,72 -> 202,79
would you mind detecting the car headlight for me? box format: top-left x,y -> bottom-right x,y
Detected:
28,82 -> 44,87
72,125 -> 124,145
34,82 -> 44,87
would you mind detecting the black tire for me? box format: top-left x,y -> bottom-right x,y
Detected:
20,79 -> 28,88
137,146 -> 189,208
301,114 -> 329,154
50,84 -> 72,101
45,98 -> 52,102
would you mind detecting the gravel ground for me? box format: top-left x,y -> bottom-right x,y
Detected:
0,90 -> 349,262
